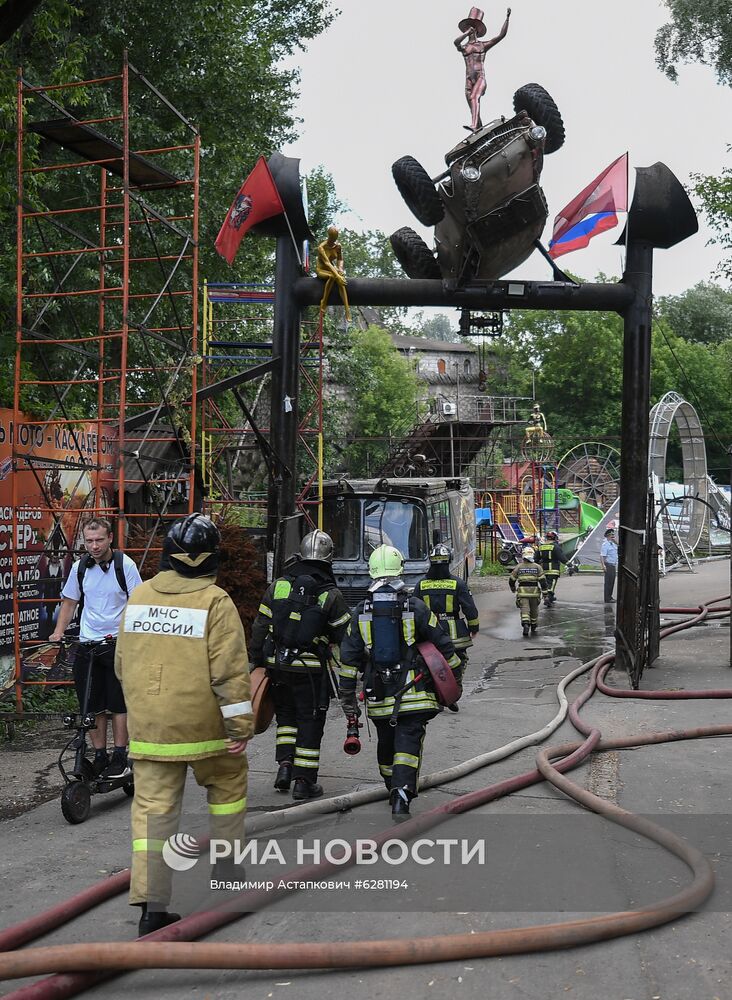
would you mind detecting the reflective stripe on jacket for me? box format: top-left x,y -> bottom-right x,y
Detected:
249,560 -> 350,672
537,542 -> 566,575
508,562 -> 547,597
338,593 -> 461,720
115,571 -> 253,761
414,575 -> 479,650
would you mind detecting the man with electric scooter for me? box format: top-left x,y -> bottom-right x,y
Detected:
50,517 -> 142,779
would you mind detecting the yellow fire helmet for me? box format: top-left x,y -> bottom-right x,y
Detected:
368,544 -> 404,579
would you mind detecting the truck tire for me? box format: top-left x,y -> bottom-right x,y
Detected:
392,156 -> 445,226
390,227 -> 441,280
513,84 -> 565,154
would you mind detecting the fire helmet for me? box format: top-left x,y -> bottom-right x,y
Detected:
429,544 -> 452,563
546,531 -> 558,541
299,529 -> 334,563
161,513 -> 220,577
368,544 -> 404,580
522,546 -> 535,561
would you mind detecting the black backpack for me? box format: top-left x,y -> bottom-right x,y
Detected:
270,574 -> 330,664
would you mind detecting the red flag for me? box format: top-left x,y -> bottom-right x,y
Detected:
548,153 -> 628,259
215,157 -> 285,265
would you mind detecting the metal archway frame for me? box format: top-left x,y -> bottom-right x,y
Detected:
648,391 -> 708,550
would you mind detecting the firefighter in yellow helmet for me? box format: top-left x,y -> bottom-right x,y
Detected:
115,513 -> 253,936
508,545 -> 548,637
338,544 -> 461,819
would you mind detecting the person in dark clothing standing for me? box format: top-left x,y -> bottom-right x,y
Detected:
414,544 -> 479,684
339,544 -> 461,819
250,530 -> 350,800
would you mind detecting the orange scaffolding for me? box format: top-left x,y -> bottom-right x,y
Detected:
10,55 -> 199,711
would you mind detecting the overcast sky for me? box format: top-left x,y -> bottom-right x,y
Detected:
283,0 -> 732,299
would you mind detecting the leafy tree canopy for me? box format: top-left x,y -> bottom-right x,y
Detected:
655,2 -> 732,277
655,1 -> 732,84
1,0 -> 337,407
327,324 -> 421,476
655,282 -> 732,344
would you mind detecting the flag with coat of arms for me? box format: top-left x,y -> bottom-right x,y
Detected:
215,157 -> 285,265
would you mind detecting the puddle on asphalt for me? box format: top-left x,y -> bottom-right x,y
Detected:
479,601 -> 616,686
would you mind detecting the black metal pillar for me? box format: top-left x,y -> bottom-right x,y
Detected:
616,239 -> 657,676
268,234 -> 301,569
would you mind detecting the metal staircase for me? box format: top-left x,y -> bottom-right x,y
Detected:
379,395 -> 529,478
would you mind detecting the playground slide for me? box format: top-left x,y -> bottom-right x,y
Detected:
579,500 -> 604,533
569,498 -> 620,568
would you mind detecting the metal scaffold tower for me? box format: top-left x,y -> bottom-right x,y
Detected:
11,55 -> 199,706
200,283 -> 323,534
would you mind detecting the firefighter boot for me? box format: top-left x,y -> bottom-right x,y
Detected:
292,777 -> 324,800
390,787 -> 411,820
138,904 -> 181,937
274,760 -> 293,792
530,624 -> 538,635
522,623 -> 530,637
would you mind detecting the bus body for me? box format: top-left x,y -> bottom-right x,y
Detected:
318,477 -> 476,608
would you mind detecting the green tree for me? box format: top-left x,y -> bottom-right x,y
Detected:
655,282 -> 732,344
655,2 -> 732,84
502,303 -> 624,456
690,165 -> 732,279
655,3 -> 732,276
413,312 -> 459,342
651,323 -> 732,479
1,0 -> 337,407
327,325 -> 421,476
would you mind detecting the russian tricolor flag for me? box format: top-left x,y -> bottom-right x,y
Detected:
549,153 -> 628,259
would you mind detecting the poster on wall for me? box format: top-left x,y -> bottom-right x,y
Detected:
0,409 -> 117,693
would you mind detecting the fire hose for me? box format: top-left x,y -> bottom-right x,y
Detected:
0,595 -> 728,994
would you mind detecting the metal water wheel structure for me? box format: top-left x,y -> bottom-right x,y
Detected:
558,442 -> 621,510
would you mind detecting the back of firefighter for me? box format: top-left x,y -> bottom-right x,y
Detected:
115,513 -> 253,937
249,530 -> 350,801
338,544 -> 461,818
536,531 -> 568,605
508,545 -> 548,637
414,543 -> 479,684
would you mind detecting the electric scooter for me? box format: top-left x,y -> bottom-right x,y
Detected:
57,636 -> 133,824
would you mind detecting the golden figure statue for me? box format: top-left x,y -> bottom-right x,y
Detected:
524,405 -> 548,447
316,225 -> 351,321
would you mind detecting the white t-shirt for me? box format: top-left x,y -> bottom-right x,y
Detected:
61,554 -> 143,641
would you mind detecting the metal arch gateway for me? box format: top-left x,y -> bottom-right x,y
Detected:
648,391 -> 708,550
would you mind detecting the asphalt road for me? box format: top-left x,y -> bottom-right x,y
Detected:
0,560 -> 730,1000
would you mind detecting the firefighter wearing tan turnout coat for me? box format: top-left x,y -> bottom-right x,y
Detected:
115,513 -> 253,936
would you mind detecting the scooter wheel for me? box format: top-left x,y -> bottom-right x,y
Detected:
61,780 -> 91,824
123,781 -> 134,798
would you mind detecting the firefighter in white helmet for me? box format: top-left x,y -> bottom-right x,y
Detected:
508,545 -> 548,637
250,530 -> 350,800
